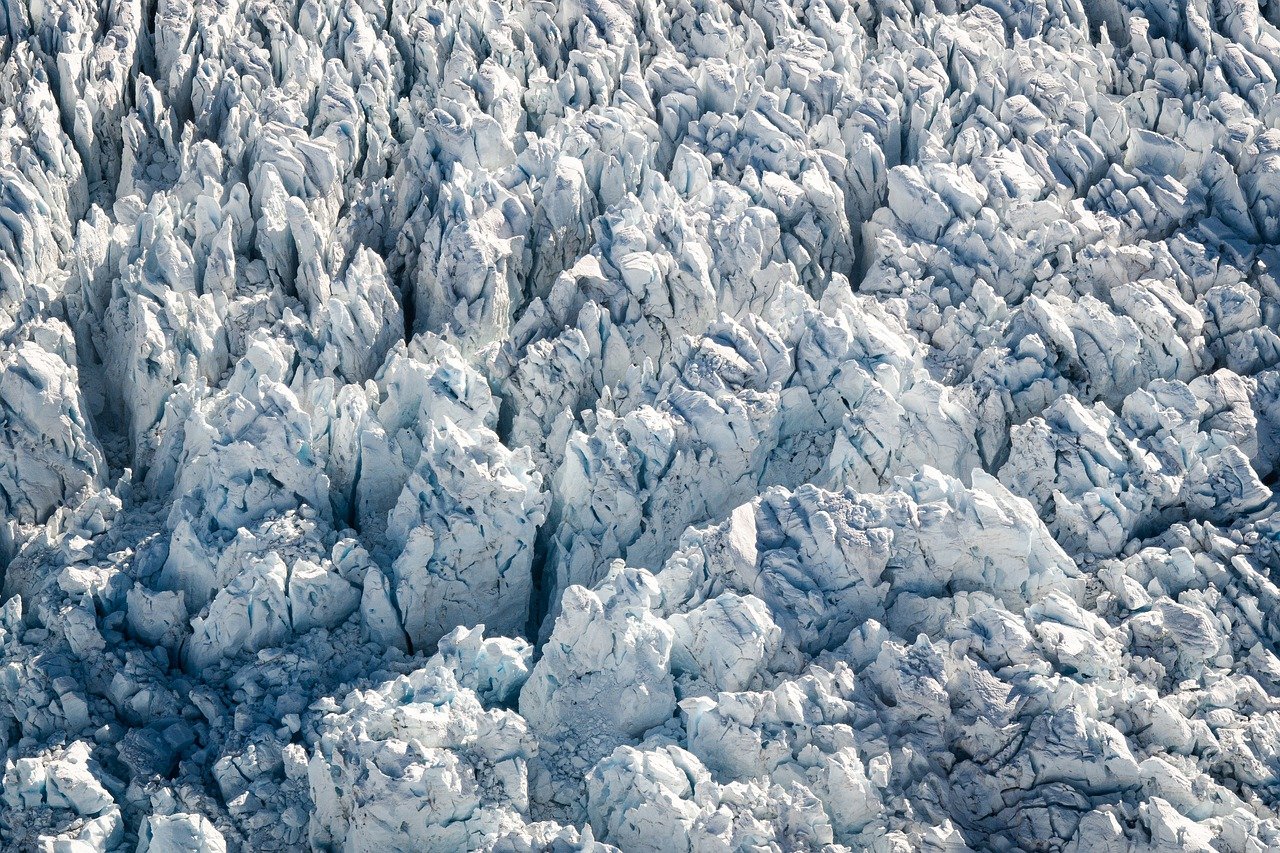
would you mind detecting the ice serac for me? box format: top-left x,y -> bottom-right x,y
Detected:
659,470 -> 1079,655
306,247 -> 403,385
385,417 -> 546,652
326,333 -> 498,539
156,335 -> 331,538
0,321 -> 105,528
308,665 -> 535,852
181,523 -> 362,671
586,744 -> 786,853
541,379 -> 782,632
520,568 -> 676,816
5,0 -> 1280,847
1000,372 -> 1272,556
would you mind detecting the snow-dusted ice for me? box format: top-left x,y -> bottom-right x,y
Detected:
2,0 -> 1280,849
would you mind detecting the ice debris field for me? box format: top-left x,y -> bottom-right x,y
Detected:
3,0 -> 1280,849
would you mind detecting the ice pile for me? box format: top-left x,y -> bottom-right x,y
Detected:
2,0 -> 1280,849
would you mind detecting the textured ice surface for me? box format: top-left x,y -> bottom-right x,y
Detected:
3,0 -> 1280,849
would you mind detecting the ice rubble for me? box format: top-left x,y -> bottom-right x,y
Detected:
2,0 -> 1280,849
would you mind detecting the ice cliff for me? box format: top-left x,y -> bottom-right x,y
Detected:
2,0 -> 1280,849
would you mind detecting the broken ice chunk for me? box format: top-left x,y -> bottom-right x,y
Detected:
137,812 -> 228,853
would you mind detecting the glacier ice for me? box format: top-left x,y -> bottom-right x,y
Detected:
2,0 -> 1280,848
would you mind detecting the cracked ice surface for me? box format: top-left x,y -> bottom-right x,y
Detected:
5,0 -> 1280,850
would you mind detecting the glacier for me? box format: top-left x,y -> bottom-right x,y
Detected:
1,0 -> 1280,849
